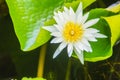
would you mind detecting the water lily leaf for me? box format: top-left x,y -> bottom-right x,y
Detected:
103,14 -> 120,46
6,0 -> 64,51
65,0 -> 96,10
72,9 -> 115,62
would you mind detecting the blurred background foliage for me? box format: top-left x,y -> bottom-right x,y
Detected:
0,0 -> 120,80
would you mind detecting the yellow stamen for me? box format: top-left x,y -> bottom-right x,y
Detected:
63,22 -> 84,43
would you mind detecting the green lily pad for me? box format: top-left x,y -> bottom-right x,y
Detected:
6,0 -> 64,51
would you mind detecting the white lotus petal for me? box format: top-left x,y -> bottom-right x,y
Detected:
76,12 -> 83,24
67,43 -> 73,57
77,42 -> 92,52
77,51 -> 84,64
81,38 -> 91,47
94,33 -> 107,38
58,11 -> 65,24
51,32 -> 62,37
83,31 -> 94,37
53,15 -> 63,26
85,36 -> 97,42
63,7 -> 70,22
81,12 -> 89,24
50,37 -> 63,43
59,42 -> 67,51
53,15 -> 60,23
53,42 -> 67,59
42,26 -> 57,32
64,7 -> 69,14
62,12 -> 69,22
54,24 -> 63,32
74,49 -> 84,64
74,44 -> 82,53
86,28 -> 100,33
83,18 -> 99,28
84,45 -> 92,52
74,42 -> 84,51
69,7 -> 76,22
76,2 -> 82,17
54,12 -> 58,17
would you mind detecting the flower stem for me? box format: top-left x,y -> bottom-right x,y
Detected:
83,63 -> 88,80
37,44 -> 47,77
83,62 -> 92,80
65,58 -> 72,80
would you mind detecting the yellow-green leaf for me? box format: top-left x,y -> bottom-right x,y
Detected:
6,0 -> 64,51
65,0 -> 96,10
103,14 -> 120,46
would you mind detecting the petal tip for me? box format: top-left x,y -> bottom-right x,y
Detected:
95,18 -> 100,22
53,55 -> 56,59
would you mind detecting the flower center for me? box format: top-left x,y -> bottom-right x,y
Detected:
63,22 -> 84,43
